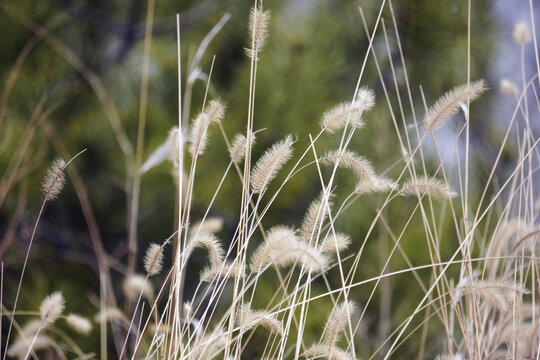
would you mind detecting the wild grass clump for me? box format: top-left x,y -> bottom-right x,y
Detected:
0,1 -> 538,360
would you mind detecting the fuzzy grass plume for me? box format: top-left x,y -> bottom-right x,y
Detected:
423,79 -> 487,131
250,135 -> 293,193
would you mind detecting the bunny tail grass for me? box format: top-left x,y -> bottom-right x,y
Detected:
400,176 -> 457,200
144,243 -> 164,276
41,158 -> 66,200
250,135 -> 293,193
236,303 -> 283,335
40,292 -> 65,325
423,79 -> 487,131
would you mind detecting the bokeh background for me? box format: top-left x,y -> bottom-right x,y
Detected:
1,0 -> 538,357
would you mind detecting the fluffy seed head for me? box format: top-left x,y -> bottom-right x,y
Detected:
144,243 -> 164,276
499,78 -> 519,97
183,302 -> 192,320
168,127 -> 181,168
321,102 -> 367,134
123,275 -> 154,300
200,261 -> 245,283
189,113 -> 211,156
423,79 -> 487,131
206,99 -> 226,124
322,301 -> 356,346
512,227 -> 540,252
250,226 -> 299,272
355,175 -> 399,194
486,219 -> 530,274
250,226 -> 328,273
513,21 -> 531,45
355,87 -> 376,111
320,149 -> 376,180
246,2 -> 271,58
42,158 -> 66,200
190,328 -> 227,360
435,354 -> 464,360
40,292 -> 65,325
236,303 -> 282,335
320,233 -> 352,254
279,241 -> 328,274
300,192 -> 333,241
251,135 -> 294,193
304,343 -> 355,360
321,87 -> 375,134
191,232 -> 225,269
190,217 -> 224,238
454,280 -> 529,312
7,335 -> 53,359
229,133 -> 256,165
95,307 -> 126,323
400,176 -> 457,200
66,313 -> 92,335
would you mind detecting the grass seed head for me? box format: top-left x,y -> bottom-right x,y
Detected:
423,79 -> 487,131
144,243 -> 164,276
66,313 -> 92,335
40,292 -> 65,325
513,21 -> 531,45
250,135 -> 293,193
42,158 -> 66,200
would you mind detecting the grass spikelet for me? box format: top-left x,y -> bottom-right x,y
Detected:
499,78 -> 519,97
206,98 -> 226,124
189,217 -> 224,237
322,301 -> 356,347
320,232 -> 352,254
191,232 -> 225,269
41,158 -> 66,200
355,175 -> 399,194
95,307 -> 126,323
321,103 -> 365,134
229,133 -> 255,165
144,243 -> 164,276
512,226 -> 540,252
320,149 -> 376,180
191,328 -> 227,360
423,79 -> 487,131
498,321 -> 538,354
246,2 -> 270,59
7,335 -> 53,359
304,343 -> 356,360
250,228 -> 327,273
250,226 -> 298,272
200,261 -> 244,283
66,313 -> 92,335
320,87 -> 375,134
455,280 -> 530,312
282,241 -> 328,274
400,176 -> 457,200
251,135 -> 293,193
355,86 -> 375,111
236,303 -> 282,335
435,354 -> 463,360
487,219 -> 529,262
300,192 -> 333,241
123,274 -> 154,300
189,113 -> 211,156
40,291 -> 65,325
513,21 -> 531,45
168,126 -> 181,168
